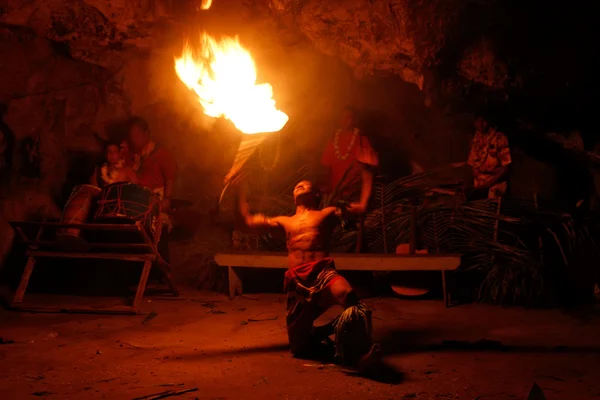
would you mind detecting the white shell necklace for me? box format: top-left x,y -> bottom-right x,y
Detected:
334,128 -> 359,161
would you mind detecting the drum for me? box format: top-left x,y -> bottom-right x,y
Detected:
94,182 -> 160,234
57,184 -> 102,248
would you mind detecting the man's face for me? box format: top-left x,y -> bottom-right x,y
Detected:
106,145 -> 120,165
339,110 -> 355,131
474,117 -> 488,132
293,180 -> 316,205
128,125 -> 148,153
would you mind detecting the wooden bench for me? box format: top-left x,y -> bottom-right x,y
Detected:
8,219 -> 179,314
214,252 -> 461,307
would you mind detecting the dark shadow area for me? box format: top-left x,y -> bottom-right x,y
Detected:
560,304 -> 600,325
361,109 -> 412,183
0,103 -> 16,186
60,150 -> 100,205
235,268 -> 285,294
509,130 -> 594,210
180,343 -> 290,359
16,259 -> 150,297
104,118 -> 134,143
17,136 -> 40,179
343,364 -> 404,385
379,328 -> 600,355
178,341 -> 404,384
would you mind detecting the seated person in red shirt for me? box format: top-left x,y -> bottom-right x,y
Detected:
127,117 -> 177,261
466,115 -> 512,200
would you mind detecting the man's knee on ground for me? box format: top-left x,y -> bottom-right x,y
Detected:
337,287 -> 360,308
329,279 -> 360,307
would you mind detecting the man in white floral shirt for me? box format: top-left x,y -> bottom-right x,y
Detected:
467,115 -> 512,199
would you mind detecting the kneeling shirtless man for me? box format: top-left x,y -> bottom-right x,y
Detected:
238,147 -> 379,369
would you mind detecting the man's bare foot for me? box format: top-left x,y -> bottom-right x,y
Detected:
357,343 -> 382,373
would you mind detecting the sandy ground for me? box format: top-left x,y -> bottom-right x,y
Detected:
1,292 -> 600,400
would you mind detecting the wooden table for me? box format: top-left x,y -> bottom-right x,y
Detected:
214,252 -> 461,307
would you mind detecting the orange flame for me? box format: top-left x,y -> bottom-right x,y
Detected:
174,33 -> 289,134
200,0 -> 212,10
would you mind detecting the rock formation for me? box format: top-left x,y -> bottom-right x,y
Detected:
267,0 -> 598,126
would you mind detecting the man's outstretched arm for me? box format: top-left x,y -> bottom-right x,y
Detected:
238,185 -> 286,229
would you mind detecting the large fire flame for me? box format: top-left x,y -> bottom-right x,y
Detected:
174,33 -> 289,134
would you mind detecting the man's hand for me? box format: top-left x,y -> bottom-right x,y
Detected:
356,143 -> 379,167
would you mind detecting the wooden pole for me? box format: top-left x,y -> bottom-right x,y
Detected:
534,192 -> 543,264
493,197 -> 502,242
356,217 -> 364,254
409,200 -> 417,255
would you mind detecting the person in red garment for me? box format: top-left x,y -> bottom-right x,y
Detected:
320,107 -> 378,251
320,107 -> 378,195
127,117 -> 177,262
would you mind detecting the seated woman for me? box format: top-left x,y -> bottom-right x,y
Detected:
90,141 -> 137,188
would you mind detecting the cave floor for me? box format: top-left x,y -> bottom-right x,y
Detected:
1,292 -> 600,400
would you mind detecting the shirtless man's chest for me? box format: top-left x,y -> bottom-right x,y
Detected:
283,209 -> 337,268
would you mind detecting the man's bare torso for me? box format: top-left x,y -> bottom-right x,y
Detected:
277,207 -> 338,269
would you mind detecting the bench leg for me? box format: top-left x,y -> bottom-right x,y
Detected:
355,216 -> 364,254
133,260 -> 152,313
228,266 -> 243,299
155,258 -> 180,297
12,257 -> 36,304
442,270 -> 448,308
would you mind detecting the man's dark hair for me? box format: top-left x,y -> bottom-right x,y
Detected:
474,103 -> 504,129
129,116 -> 150,134
103,140 -> 120,152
